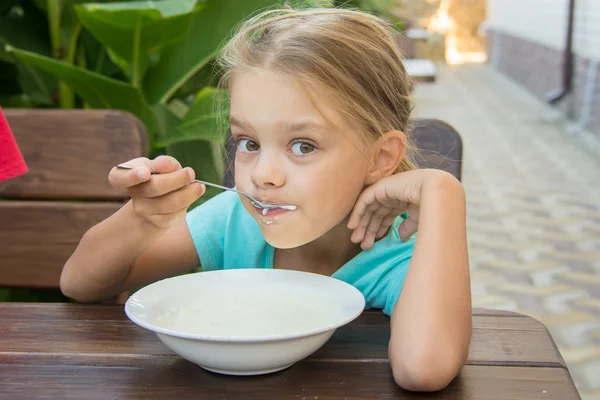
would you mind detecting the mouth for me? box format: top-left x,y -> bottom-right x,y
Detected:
256,207 -> 290,218
253,201 -> 297,218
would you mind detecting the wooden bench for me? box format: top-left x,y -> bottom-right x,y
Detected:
0,109 -> 147,293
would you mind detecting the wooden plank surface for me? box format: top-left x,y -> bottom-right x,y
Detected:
0,304 -> 566,368
0,109 -> 147,200
0,363 -> 579,400
0,202 -> 122,288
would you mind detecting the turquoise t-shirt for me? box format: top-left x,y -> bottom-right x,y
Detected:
185,191 -> 415,316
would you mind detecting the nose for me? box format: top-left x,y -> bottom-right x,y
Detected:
251,149 -> 286,189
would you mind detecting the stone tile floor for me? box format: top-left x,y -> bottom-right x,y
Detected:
411,64 -> 600,399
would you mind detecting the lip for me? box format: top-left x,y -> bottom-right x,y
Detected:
252,196 -> 296,210
256,207 -> 291,218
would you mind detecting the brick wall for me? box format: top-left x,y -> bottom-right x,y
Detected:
487,29 -> 600,137
485,0 -> 600,137
487,0 -> 600,62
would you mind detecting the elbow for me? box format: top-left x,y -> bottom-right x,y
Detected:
60,261 -> 125,304
390,347 -> 467,392
59,262 -> 96,303
59,271 -> 87,303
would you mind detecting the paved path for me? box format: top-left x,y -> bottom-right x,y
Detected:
412,64 -> 600,398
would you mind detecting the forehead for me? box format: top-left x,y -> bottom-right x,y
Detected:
229,69 -> 348,132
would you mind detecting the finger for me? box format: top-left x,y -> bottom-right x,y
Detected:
350,209 -> 373,243
134,180 -> 205,215
347,187 -> 376,229
360,235 -> 376,250
151,155 -> 182,174
109,157 -> 152,189
116,157 -> 153,170
398,216 -> 418,242
361,208 -> 390,248
350,199 -> 384,244
129,167 -> 198,198
375,214 -> 397,239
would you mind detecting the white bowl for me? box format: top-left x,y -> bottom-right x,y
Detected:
125,269 -> 365,375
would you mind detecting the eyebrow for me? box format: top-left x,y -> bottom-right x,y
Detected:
230,116 -> 327,134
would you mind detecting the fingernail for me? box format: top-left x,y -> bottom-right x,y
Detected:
136,168 -> 148,180
187,168 -> 195,180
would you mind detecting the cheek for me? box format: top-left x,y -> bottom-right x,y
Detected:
304,164 -> 365,218
234,159 -> 250,189
288,155 -> 368,232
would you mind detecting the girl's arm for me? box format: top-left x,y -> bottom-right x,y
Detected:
389,173 -> 471,391
60,156 -> 205,302
348,170 -> 471,391
60,202 -> 199,302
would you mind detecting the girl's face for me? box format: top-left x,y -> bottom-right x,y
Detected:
230,69 -> 372,249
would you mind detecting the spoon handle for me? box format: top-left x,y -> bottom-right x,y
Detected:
115,164 -> 258,205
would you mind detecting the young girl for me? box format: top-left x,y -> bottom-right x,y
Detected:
61,6 -> 471,392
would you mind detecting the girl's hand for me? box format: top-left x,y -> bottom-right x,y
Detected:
347,169 -> 456,249
108,155 -> 205,229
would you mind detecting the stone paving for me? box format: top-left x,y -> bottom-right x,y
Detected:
411,64 -> 600,398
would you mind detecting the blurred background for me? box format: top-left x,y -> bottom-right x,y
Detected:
1,0 -> 599,397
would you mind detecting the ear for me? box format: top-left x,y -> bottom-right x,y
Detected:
365,130 -> 407,185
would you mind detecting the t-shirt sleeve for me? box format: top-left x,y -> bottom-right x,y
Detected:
185,191 -> 240,271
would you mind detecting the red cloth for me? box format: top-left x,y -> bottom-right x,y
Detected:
0,107 -> 28,182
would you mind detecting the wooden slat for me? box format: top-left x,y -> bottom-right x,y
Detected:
0,304 -> 566,369
0,202 -> 122,288
0,363 -> 580,400
0,109 -> 147,200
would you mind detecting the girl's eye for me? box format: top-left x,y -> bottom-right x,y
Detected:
289,141 -> 316,156
237,139 -> 259,153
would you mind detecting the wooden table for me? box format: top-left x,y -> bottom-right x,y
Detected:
0,303 -> 581,399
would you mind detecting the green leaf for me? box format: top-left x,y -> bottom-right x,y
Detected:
168,99 -> 190,119
0,1 -> 49,56
0,60 -> 21,94
151,102 -> 182,139
0,58 -> 51,106
185,86 -> 223,118
0,1 -> 20,15
171,59 -> 220,100
30,0 -> 48,13
79,30 -> 121,77
160,87 -> 228,146
14,61 -> 56,104
167,139 -> 223,207
143,0 -> 282,105
0,2 -> 56,104
6,45 -> 155,132
75,0 -> 197,86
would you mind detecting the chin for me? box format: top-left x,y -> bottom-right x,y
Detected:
261,225 -> 315,249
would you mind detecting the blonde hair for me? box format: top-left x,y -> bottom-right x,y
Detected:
217,6 -> 416,172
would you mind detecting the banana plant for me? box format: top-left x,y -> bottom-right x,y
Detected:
3,0 -> 286,203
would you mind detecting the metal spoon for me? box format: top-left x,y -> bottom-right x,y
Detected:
115,164 -> 296,211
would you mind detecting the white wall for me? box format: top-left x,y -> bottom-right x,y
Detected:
486,0 -> 600,61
